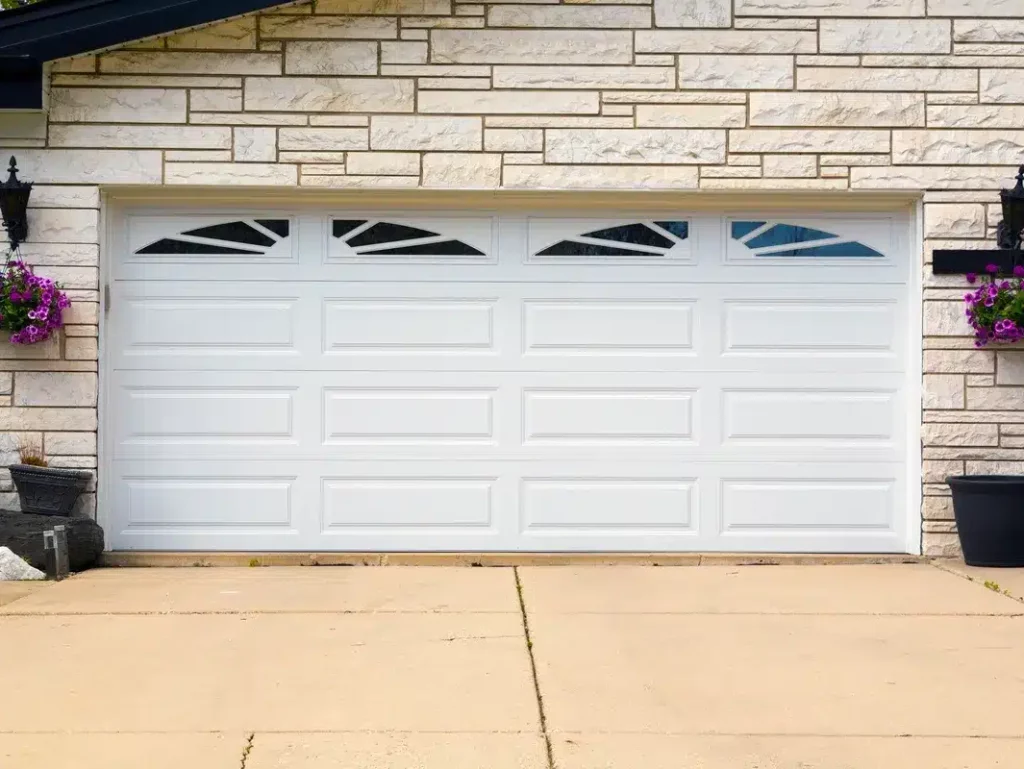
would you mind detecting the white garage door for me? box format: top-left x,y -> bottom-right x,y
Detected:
104,210 -> 913,553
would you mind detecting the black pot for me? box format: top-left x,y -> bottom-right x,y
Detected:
947,475 -> 1024,567
8,464 -> 92,517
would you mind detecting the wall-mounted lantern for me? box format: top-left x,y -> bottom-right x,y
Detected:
998,166 -> 1024,250
934,165 -> 1024,275
0,156 -> 33,251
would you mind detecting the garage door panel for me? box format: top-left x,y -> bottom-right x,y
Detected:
106,212 -> 913,552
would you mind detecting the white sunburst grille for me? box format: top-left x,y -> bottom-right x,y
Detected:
328,218 -> 494,264
731,221 -> 885,259
132,218 -> 292,258
528,220 -> 692,264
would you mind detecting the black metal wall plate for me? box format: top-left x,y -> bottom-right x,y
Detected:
932,249 -> 1024,275
0,57 -> 43,110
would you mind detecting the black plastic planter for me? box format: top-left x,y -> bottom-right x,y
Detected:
8,464 -> 92,517
947,476 -> 1024,567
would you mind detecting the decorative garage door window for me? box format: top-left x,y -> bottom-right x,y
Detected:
529,220 -> 691,264
330,219 -> 489,262
731,221 -> 883,258
135,219 -> 291,256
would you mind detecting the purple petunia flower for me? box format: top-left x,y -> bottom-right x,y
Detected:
987,263 -> 1000,274
966,272 -> 977,284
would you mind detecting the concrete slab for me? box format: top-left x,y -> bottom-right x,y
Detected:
528,613 -> 1024,736
246,732 -> 548,769
0,566 -> 520,615
519,564 -> 1021,615
0,580 -> 48,607
936,560 -> 1024,603
0,613 -> 537,733
0,733 -> 246,769
551,735 -> 1024,769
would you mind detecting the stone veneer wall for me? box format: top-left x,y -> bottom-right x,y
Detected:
3,0 -> 1024,553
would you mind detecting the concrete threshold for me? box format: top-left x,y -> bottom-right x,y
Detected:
100,552 -> 925,568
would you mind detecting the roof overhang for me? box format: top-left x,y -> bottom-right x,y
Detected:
0,0 -> 292,110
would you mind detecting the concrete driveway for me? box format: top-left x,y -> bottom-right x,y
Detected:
1,562 -> 1022,768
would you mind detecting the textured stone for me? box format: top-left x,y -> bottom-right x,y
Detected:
190,89 -> 243,112
371,116 -> 482,150
925,203 -> 988,238
820,20 -> 951,54
0,409 -> 97,432
488,5 -> 651,27
165,18 -> 257,50
923,375 -> 966,410
852,166 -> 1017,190
485,128 -> 543,152
316,0 -> 451,12
260,16 -> 397,40
638,30 -> 815,53
922,495 -> 955,521
636,104 -> 746,127
924,349 -> 994,374
14,373 -> 97,409
422,153 -> 502,188
678,55 -> 793,89
729,129 -> 890,153
24,209 -> 97,245
285,41 -> 378,75
99,52 -> 280,75
927,105 -> 1024,129
50,124 -> 231,150
922,422 -> 999,447
245,78 -> 414,113
278,128 -> 368,151
165,163 -> 297,186
997,352 -> 1024,385
923,459 -> 964,483
925,301 -> 971,337
7,150 -> 162,184
798,67 -> 976,92
545,129 -> 725,164
50,88 -> 186,124
381,42 -> 428,64
503,164 -> 699,189
493,66 -> 673,90
346,152 -> 420,175
0,547 -> 44,581
432,30 -> 633,64
737,0 -> 922,14
749,92 -> 924,127
0,113 -> 46,140
233,127 -> 277,162
928,0 -> 1024,15
654,0 -> 730,27
893,130 -> 1024,165
980,71 -> 1024,105
955,20 -> 1024,43
418,90 -> 598,114
763,154 -> 818,178
45,432 -> 97,456
967,387 -> 1024,411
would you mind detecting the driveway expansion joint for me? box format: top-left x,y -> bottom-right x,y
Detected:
515,566 -> 555,769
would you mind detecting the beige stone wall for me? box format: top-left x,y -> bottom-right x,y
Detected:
3,0 -> 1023,552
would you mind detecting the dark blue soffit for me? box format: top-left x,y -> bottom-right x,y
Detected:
0,0 -> 290,62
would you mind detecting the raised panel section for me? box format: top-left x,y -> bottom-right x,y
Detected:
723,390 -> 895,445
524,389 -> 695,445
721,479 -> 894,532
724,301 -> 896,355
524,301 -> 694,355
121,298 -> 297,355
521,478 -> 696,531
324,388 -> 495,444
124,477 -> 294,527
324,299 -> 495,353
322,477 -> 495,528
119,387 -> 296,444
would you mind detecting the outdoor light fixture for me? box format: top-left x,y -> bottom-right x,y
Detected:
0,156 -> 33,251
998,165 -> 1024,250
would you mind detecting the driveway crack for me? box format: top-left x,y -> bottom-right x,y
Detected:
515,566 -> 555,769
239,732 -> 254,769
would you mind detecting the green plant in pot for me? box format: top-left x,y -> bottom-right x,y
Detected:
946,169 -> 1024,567
8,444 -> 91,517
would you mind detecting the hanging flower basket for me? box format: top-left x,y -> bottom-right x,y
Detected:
0,257 -> 71,345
